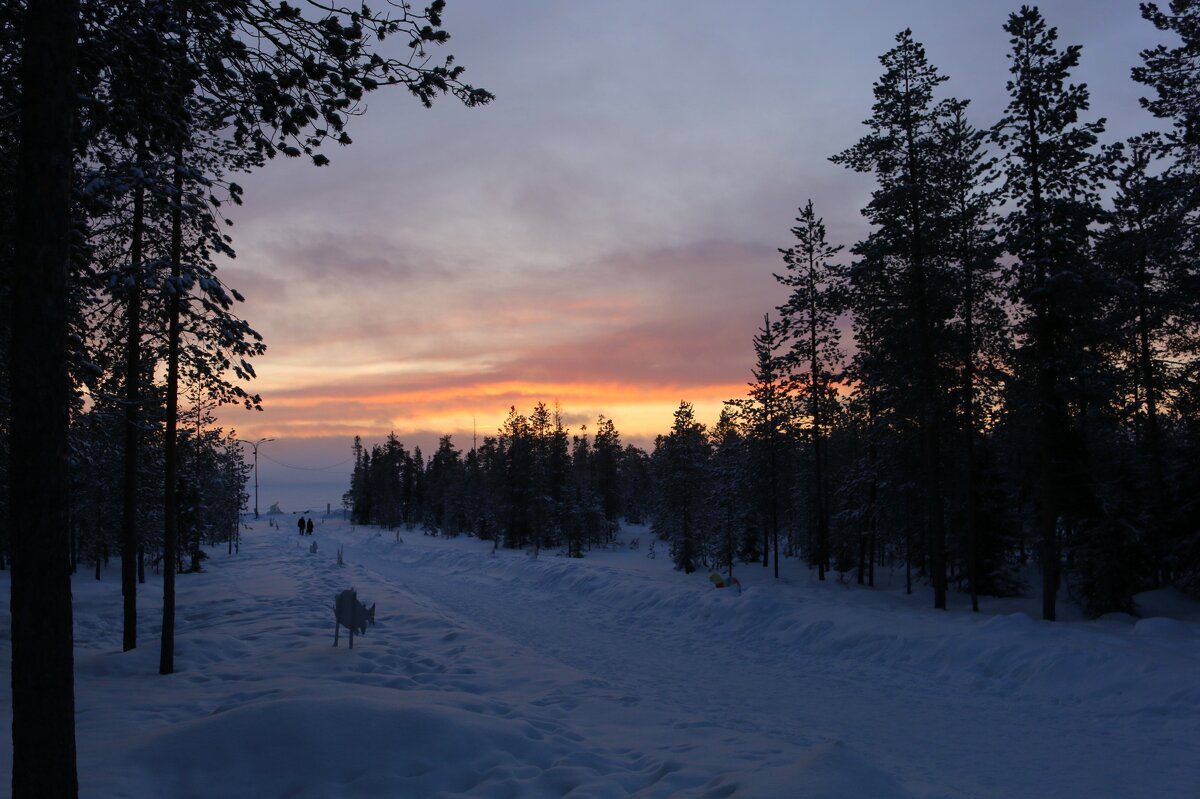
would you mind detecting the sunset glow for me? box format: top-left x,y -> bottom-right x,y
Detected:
226,376 -> 749,447
212,0 -> 1161,493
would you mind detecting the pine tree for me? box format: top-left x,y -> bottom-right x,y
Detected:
592,414 -> 623,530
529,402 -> 553,556
498,406 -> 531,548
832,29 -> 957,607
937,99 -> 1004,611
1135,1 -> 1200,213
348,436 -> 369,523
411,445 -> 425,527
473,436 -> 504,545
567,427 -> 604,557
1096,140 -> 1185,590
777,202 -> 846,580
842,247 -> 893,590
728,315 -> 791,577
425,435 -> 464,535
1134,0 -> 1200,594
992,5 -> 1109,620
708,408 -> 751,578
651,402 -> 710,574
549,405 -> 572,545
9,0 -> 81,793
618,444 -> 652,525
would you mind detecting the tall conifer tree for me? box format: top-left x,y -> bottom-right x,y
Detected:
833,30 -> 955,607
992,6 -> 1108,620
9,0 -> 81,793
652,402 -> 709,574
777,201 -> 846,580
937,100 -> 1003,611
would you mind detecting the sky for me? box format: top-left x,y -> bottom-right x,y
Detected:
213,0 -> 1171,510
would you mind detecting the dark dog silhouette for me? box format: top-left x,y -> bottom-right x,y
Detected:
333,589 -> 375,649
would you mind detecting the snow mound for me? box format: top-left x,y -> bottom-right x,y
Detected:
719,742 -> 914,798
129,687 -> 675,798
1133,617 -> 1196,638
383,542 -> 1200,709
1134,587 -> 1200,623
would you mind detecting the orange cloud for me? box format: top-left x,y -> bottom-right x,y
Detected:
214,239 -> 794,450
219,378 -> 748,448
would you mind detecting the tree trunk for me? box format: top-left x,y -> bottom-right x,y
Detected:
905,524 -> 913,595
1027,115 -> 1059,622
809,282 -> 829,581
914,214 -> 946,610
122,139 -> 147,652
965,410 -> 979,613
856,531 -> 866,585
161,137 -> 185,675
769,427 -> 780,580
962,218 -> 980,613
68,520 -> 77,574
9,0 -> 81,793
868,387 -> 878,588
1037,283 -> 1060,621
1135,245 -> 1167,585
902,96 -> 945,610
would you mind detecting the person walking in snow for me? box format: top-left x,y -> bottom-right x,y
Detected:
298,516 -> 305,535
306,518 -> 314,536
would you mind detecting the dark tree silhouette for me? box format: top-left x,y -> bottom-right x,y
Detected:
8,0 -> 81,794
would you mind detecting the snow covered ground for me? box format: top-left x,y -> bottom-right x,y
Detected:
2,513 -> 1198,798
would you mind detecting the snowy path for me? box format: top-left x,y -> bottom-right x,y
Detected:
1,516 -> 1197,797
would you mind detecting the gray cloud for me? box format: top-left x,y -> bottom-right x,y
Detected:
214,0 -> 1168,469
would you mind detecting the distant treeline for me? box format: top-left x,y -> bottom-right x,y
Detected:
350,5 -> 1200,620
345,407 -> 647,558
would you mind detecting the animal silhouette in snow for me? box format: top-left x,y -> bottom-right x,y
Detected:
333,588 -> 375,649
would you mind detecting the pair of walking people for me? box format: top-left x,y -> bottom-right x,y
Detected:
297,517 -> 313,536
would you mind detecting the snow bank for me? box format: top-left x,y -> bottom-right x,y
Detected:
376,539 -> 1200,713
718,742 -> 915,799
127,687 -> 680,798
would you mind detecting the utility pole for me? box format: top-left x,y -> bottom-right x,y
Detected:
236,437 -> 274,518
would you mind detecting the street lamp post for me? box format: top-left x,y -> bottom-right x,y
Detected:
244,437 -> 274,518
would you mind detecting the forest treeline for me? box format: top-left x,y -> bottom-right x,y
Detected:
1,1 -> 489,793
348,4 -> 1199,623
346,410 -> 646,557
